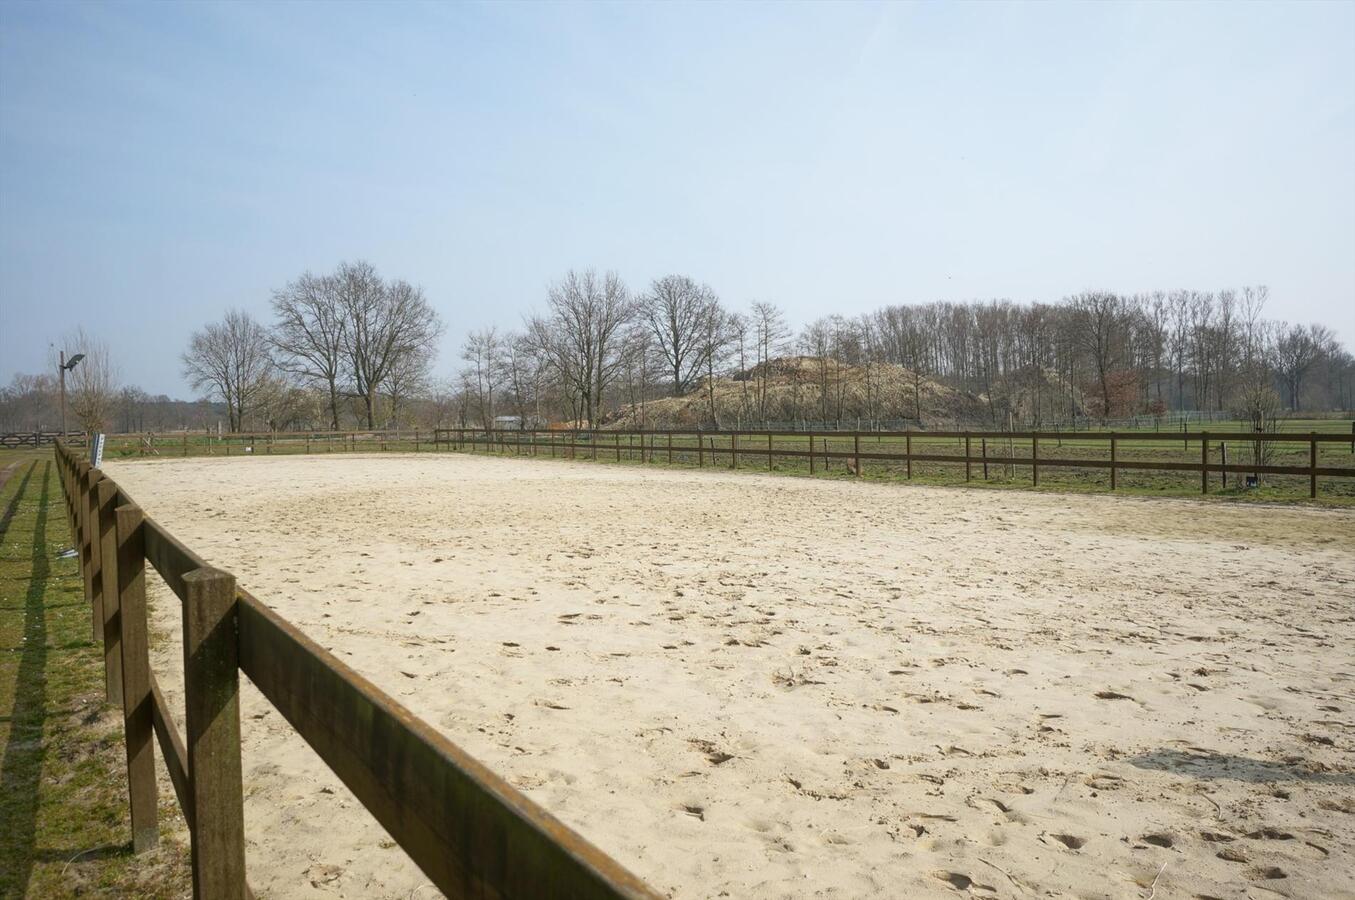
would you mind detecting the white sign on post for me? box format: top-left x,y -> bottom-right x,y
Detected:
90,432 -> 105,469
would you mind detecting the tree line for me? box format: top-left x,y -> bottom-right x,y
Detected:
456,277 -> 1353,430
180,261 -> 444,431
3,264 -> 1350,435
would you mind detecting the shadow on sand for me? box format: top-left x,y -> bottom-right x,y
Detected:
1128,748 -> 1355,785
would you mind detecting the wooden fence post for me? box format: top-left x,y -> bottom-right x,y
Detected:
809,435 -> 816,475
1311,432 -> 1318,499
182,567 -> 247,898
854,434 -> 861,476
730,434 -> 738,470
982,438 -> 988,480
906,433 -> 912,480
767,433 -> 773,470
95,479 -> 123,706
964,435 -> 971,482
1110,434 -> 1117,491
698,431 -> 704,467
1201,432 -> 1209,494
114,502 -> 158,853
1032,435 -> 1040,487
78,464 -> 102,641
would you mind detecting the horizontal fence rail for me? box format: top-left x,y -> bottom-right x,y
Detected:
0,430 -> 85,448
54,441 -> 658,900
428,427 -> 1355,500
55,424 -> 1355,499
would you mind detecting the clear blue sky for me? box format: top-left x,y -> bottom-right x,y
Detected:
2,0 -> 1353,397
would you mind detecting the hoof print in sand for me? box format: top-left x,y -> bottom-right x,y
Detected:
932,871 -> 995,893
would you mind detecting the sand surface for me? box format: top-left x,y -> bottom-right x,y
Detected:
105,453 -> 1355,900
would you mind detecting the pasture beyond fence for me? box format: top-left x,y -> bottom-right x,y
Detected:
53,441 -> 658,900
429,427 -> 1355,500
56,422 -> 1355,500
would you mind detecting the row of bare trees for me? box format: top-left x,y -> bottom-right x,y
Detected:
0,370 -> 221,434
180,261 -> 443,431
5,268 -> 1349,435
453,270 -> 800,429
0,327 -> 134,434
856,287 -> 1350,425
449,276 -> 1352,430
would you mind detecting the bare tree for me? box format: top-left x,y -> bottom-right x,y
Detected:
256,375 -> 317,431
696,305 -> 732,426
62,327 -> 119,432
271,270 -> 347,429
0,373 -> 57,432
182,309 -> 274,431
500,332 -> 549,427
118,385 -> 151,432
1274,323 -> 1335,410
538,269 -> 634,427
335,261 -> 443,428
750,301 -> 788,420
386,348 -> 432,427
1070,291 -> 1129,421
619,325 -> 657,427
638,275 -> 722,397
460,327 -> 502,429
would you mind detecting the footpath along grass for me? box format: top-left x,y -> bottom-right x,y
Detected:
0,451 -> 189,898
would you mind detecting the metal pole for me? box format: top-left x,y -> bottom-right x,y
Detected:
59,350 -> 68,435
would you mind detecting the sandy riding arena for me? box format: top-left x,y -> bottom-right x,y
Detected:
105,453 -> 1355,899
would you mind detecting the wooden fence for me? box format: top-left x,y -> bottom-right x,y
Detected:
53,441 -> 658,900
46,425 -> 1355,498
433,427 -> 1355,499
0,430 -> 85,448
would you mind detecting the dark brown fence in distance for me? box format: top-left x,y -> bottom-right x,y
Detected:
431,427 -> 1355,500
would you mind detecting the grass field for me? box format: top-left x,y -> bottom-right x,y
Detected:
0,450 -> 189,898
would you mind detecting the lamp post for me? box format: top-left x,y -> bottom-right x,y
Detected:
59,350 -> 85,436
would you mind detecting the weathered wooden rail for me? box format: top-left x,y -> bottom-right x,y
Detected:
433,427 -> 1355,499
54,441 -> 658,900
0,430 -> 85,448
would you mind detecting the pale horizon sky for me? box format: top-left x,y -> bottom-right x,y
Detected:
2,0 -> 1353,398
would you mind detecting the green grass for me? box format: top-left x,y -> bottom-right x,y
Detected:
444,430 -> 1355,505
0,449 -> 190,898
